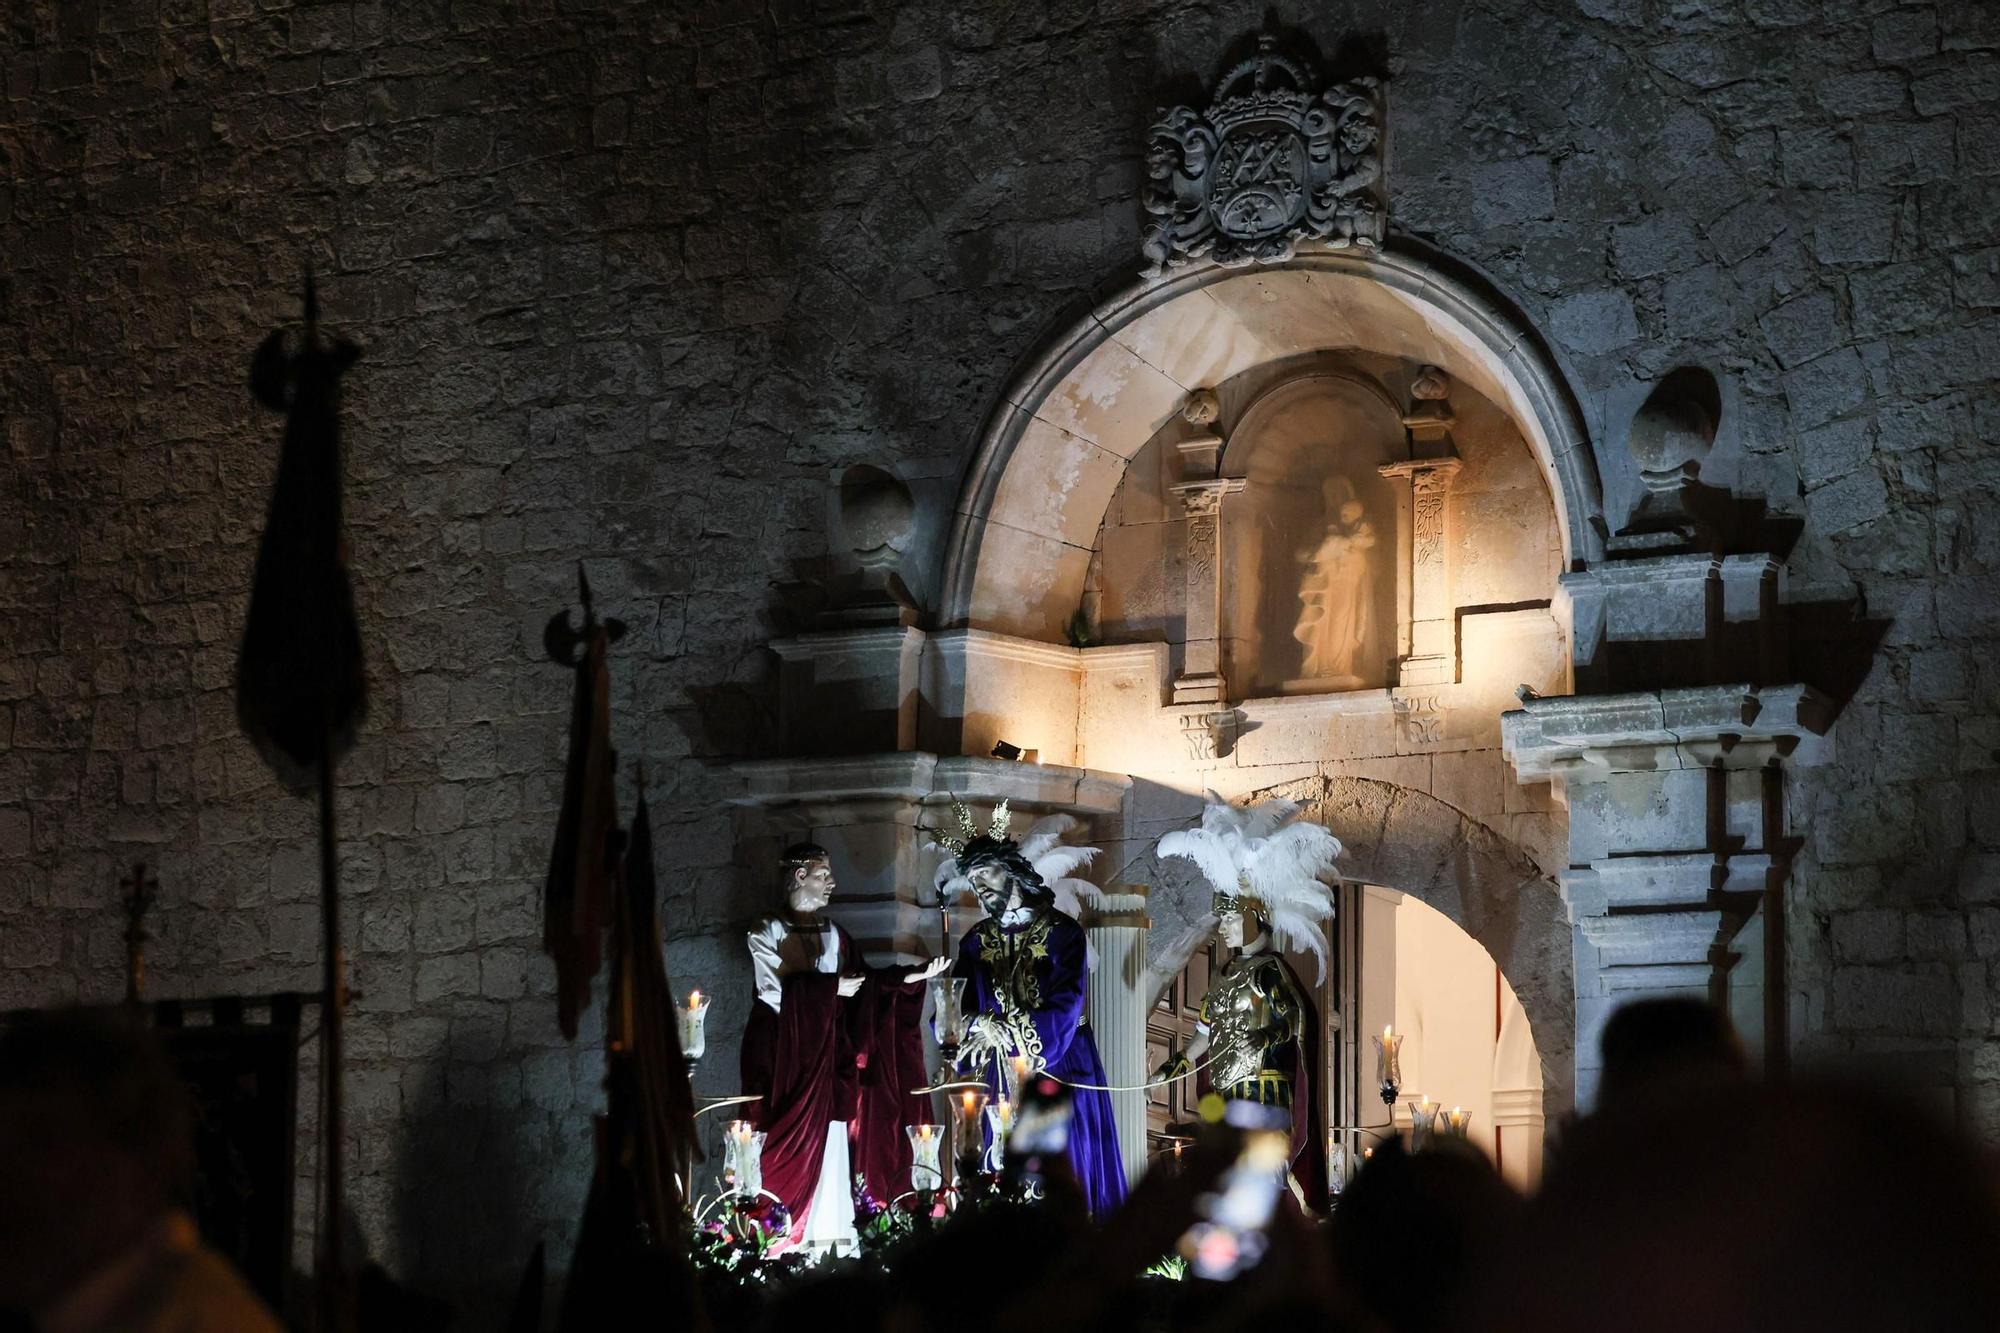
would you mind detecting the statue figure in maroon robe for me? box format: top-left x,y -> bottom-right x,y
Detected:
739,844 -> 947,1252
951,834 -> 1128,1215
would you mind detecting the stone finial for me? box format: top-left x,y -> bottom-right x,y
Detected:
827,464 -> 919,626
838,464 -> 916,570
1176,388 -> 1225,478
1181,387 -> 1221,427
1401,365 -> 1455,456
1628,367 -> 1720,498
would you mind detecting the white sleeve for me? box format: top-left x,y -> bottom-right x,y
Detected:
747,919 -> 786,1013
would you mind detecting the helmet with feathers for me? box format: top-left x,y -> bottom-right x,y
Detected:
1154,791 -> 1342,982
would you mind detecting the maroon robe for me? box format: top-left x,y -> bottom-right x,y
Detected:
738,920 -> 928,1235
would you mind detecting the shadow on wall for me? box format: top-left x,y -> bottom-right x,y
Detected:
389,1055 -> 548,1329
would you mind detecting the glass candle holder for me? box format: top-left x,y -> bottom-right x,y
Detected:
1443,1106 -> 1471,1139
931,976 -> 968,1057
723,1119 -> 765,1198
950,1085 -> 990,1170
1005,1054 -> 1033,1103
1373,1026 -> 1403,1105
984,1097 -> 1015,1171
678,990 -> 710,1065
1408,1097 -> 1439,1150
907,1123 -> 945,1193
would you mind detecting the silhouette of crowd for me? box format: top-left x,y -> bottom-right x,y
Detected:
4,997 -> 1999,1332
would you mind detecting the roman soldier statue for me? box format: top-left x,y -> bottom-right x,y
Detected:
1154,793 -> 1341,1209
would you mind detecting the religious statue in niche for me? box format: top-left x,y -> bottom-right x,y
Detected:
934,806 -> 1128,1216
739,844 -> 948,1252
1153,793 -> 1340,1210
1292,474 -> 1379,687
1140,34 -> 1388,274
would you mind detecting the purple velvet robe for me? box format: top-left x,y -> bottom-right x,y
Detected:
956,908 -> 1127,1215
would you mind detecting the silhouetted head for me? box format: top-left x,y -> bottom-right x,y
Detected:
0,1008 -> 195,1309
1597,997 -> 1747,1112
1331,1139 -> 1523,1333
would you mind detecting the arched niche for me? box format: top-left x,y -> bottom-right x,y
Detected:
1219,372 -> 1405,695
943,244 -> 1605,643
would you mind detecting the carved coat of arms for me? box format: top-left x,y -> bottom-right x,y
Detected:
1141,38 -> 1386,274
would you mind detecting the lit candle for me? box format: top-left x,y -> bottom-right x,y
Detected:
677,990 -> 710,1063
984,1096 -> 1015,1171
1373,1025 -> 1404,1105
907,1123 -> 945,1192
1408,1097 -> 1439,1149
1445,1106 -> 1471,1138
952,1085 -> 990,1167
723,1118 -> 764,1197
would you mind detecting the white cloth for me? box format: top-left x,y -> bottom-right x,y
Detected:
746,915 -> 843,1012
799,1122 -> 858,1252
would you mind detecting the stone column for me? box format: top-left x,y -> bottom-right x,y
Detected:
1377,457 -> 1462,688
1085,885 -> 1152,1186
1503,683 -> 1831,1106
1169,477 -> 1245,705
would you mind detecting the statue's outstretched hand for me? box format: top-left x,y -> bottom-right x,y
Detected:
902,956 -> 951,985
957,1014 -> 1001,1067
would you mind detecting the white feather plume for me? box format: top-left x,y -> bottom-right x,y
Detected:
1153,790 -> 1342,983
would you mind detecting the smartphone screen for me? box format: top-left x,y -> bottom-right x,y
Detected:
1180,1101 -> 1291,1280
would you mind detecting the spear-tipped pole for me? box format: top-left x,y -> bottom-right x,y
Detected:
235,273 -> 366,1332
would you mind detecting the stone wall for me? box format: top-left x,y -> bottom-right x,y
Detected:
3,0 -> 1997,1315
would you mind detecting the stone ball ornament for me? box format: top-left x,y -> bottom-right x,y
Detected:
1627,366 -> 1721,494
838,463 -> 917,569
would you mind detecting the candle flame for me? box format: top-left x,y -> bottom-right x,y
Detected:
1383,1025 -> 1393,1039
688,989 -> 703,1007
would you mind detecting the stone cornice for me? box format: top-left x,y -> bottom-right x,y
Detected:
729,751 -> 1129,815
1501,683 -> 1834,782
926,627 -> 1083,672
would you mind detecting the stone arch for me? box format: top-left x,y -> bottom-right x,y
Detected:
940,241 -> 1606,641
1120,773 -> 1572,1124
1258,772 -> 1574,1124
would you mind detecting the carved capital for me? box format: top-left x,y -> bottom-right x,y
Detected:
1379,458 -> 1461,569
1171,477 -> 1246,519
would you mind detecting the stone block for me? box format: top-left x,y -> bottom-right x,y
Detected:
1830,964 -> 1958,1035
415,954 -> 480,1004
1832,908 -> 1905,962
1907,911 -> 1970,960
1549,288 -> 1639,356
1757,287 -> 1847,369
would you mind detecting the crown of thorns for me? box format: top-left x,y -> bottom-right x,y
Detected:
930,798 -> 1011,857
